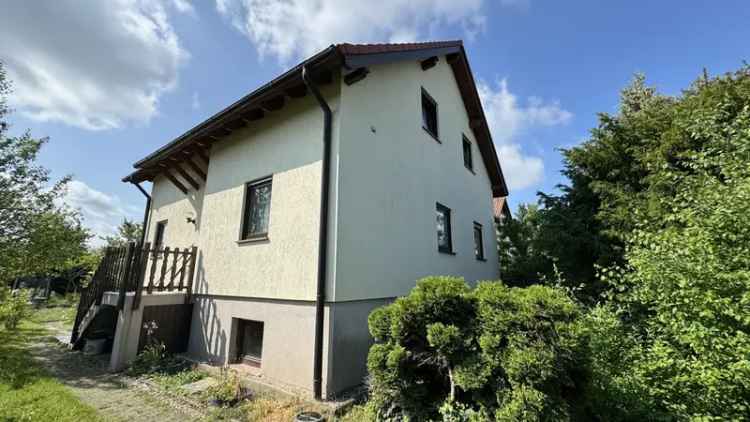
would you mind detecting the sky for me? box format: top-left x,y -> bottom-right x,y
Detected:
1,1 -> 748,245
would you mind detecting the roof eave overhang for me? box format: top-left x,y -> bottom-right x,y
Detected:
449,45 -> 508,197
123,45 -> 342,183
342,45 -> 461,69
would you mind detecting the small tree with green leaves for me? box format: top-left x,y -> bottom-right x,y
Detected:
0,61 -> 89,285
0,285 -> 31,330
99,218 -> 142,248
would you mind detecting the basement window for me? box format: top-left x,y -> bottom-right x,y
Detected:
422,88 -> 439,140
236,319 -> 264,367
436,203 -> 453,254
241,177 -> 272,241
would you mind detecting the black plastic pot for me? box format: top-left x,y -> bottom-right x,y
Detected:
295,411 -> 325,422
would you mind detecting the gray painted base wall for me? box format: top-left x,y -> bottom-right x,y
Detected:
326,298 -> 393,395
187,295 -> 391,398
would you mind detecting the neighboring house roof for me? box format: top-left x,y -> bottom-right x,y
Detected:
123,41 -> 509,198
493,197 -> 512,221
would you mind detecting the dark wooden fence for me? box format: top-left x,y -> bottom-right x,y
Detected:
71,242 -> 197,344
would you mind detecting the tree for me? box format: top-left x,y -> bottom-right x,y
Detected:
498,183 -> 618,301
498,74 -> 686,300
99,218 -> 142,248
498,66 -> 750,419
0,61 -> 89,283
598,67 -> 750,419
497,204 -> 551,285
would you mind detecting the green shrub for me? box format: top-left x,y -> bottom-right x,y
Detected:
128,342 -> 167,376
0,287 -> 31,330
366,277 -> 590,421
206,367 -> 242,405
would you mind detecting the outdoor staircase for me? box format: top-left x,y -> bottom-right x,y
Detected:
71,242 -> 197,348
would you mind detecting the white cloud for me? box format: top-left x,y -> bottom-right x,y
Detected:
191,92 -> 201,110
215,0 -> 488,63
172,0 -> 195,15
0,1 -> 190,130
60,180 -> 141,247
478,78 -> 572,191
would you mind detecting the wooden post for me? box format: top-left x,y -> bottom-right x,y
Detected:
159,247 -> 170,291
117,243 -> 136,311
147,245 -> 158,294
177,250 -> 187,291
168,247 -> 179,291
95,248 -> 110,305
185,246 -> 197,304
132,242 -> 150,310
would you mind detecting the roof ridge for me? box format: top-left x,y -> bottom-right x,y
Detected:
336,40 -> 463,55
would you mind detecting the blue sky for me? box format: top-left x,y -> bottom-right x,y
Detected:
1,1 -> 748,244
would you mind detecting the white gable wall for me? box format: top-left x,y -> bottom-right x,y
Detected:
146,77 -> 341,301
333,56 -> 500,302
147,172 -> 204,251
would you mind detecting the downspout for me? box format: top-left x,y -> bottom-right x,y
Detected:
302,65 -> 332,400
132,182 -> 152,247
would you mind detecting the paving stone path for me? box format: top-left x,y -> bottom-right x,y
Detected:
29,335 -> 208,422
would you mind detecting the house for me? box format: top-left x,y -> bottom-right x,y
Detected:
72,40 -> 509,399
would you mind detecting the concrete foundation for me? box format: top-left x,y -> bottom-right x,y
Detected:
103,291 -> 187,372
325,298 -> 393,394
187,294 -> 392,398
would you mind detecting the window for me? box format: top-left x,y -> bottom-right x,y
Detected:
436,203 -> 453,254
236,319 -> 264,367
421,88 -> 439,140
241,177 -> 272,240
154,220 -> 167,250
462,136 -> 473,172
474,222 -> 485,260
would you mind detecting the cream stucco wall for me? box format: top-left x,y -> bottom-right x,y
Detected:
332,57 -> 500,301
147,171 -> 205,250
191,79 -> 340,300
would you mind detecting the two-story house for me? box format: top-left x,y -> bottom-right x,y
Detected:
100,41 -> 507,399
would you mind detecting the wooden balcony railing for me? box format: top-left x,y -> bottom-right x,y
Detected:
71,242 -> 197,344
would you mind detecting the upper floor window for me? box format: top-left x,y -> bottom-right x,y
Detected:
241,177 -> 272,240
473,222 -> 485,260
422,88 -> 439,140
436,203 -> 453,254
154,220 -> 167,250
462,135 -> 473,172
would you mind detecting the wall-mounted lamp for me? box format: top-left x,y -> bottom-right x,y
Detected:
185,211 -> 197,225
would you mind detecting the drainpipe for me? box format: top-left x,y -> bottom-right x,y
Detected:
132,182 -> 151,247
302,65 -> 332,400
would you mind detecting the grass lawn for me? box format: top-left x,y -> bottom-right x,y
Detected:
0,297 -> 103,422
